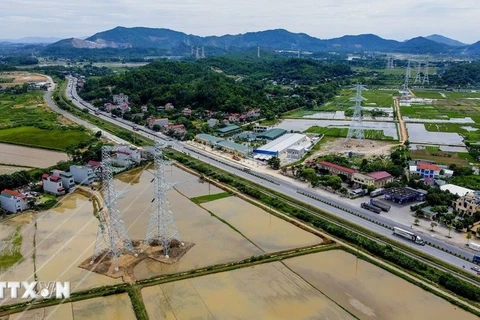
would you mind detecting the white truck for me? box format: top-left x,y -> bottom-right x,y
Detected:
393,227 -> 425,246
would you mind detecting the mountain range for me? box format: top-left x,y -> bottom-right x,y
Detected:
45,27 -> 480,55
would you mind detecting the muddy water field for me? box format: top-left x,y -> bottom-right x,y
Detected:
5,293 -> 136,320
284,250 -> 478,320
0,165 -> 476,319
142,261 -> 355,320
0,143 -> 68,168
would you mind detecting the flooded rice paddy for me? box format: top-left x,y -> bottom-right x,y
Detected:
0,143 -> 68,168
202,196 -> 322,252
283,250 -> 478,320
6,293 -> 136,320
141,261 -> 355,320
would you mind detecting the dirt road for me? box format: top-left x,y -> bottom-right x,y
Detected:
394,98 -> 408,144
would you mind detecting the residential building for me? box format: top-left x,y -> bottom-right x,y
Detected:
51,170 -> 75,191
352,171 -> 393,188
246,108 -> 261,118
104,103 -> 115,112
141,105 -> 148,112
411,162 -> 441,179
114,147 -> 142,167
253,123 -> 269,133
366,171 -> 394,188
315,161 -> 357,179
207,118 -> 219,127
87,161 -> 102,174
215,125 -> 242,137
118,102 -> 130,113
453,192 -> 480,217
228,114 -> 240,122
183,108 -> 192,116
42,174 -> 65,196
165,103 -> 175,110
113,93 -> 129,104
0,189 -> 28,213
165,124 -> 186,137
147,117 -> 169,129
70,165 -> 96,185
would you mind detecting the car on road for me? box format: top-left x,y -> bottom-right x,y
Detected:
471,266 -> 480,272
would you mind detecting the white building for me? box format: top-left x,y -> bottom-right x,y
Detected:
51,170 -> 75,191
253,123 -> 270,133
287,144 -> 308,159
113,93 -> 129,104
253,133 -> 310,159
0,189 -> 28,213
440,184 -> 474,197
70,165 -> 96,184
42,174 -> 65,196
114,147 -> 142,167
207,118 -> 219,127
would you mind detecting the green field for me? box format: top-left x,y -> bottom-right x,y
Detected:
0,91 -> 91,150
0,126 -> 91,150
305,126 -> 394,140
443,92 -> 480,99
0,227 -> 23,270
190,192 -> 231,204
424,145 -> 440,151
0,91 -> 59,128
411,90 -> 444,99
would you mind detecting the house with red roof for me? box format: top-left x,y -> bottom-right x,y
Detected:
0,189 -> 29,213
316,161 -> 357,179
353,171 -> 394,188
183,108 -> 192,116
42,174 -> 65,196
411,162 -> 441,178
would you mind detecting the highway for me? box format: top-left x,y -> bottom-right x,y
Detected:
59,76 -> 480,274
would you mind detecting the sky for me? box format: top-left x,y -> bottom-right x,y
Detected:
2,0 -> 479,43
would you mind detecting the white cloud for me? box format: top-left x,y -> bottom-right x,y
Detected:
0,0 -> 478,43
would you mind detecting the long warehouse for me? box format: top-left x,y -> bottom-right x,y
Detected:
253,133 -> 310,159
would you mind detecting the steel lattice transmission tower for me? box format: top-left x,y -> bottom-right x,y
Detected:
386,56 -> 394,69
347,84 -> 367,140
414,61 -> 422,84
90,146 -> 136,272
422,61 -> 429,84
145,139 -> 182,258
401,60 -> 411,99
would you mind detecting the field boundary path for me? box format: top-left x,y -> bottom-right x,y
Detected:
394,97 -> 408,144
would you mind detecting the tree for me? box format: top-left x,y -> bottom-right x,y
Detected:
152,124 -> 161,132
94,131 -> 102,138
267,157 -> 281,170
447,224 -> 453,238
414,218 -> 420,226
430,222 -> 437,232
477,226 -> 480,238
466,231 -> 472,245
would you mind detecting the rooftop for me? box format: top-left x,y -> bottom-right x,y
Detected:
196,134 -> 224,144
255,133 -> 307,153
1,189 -> 26,199
384,187 -> 421,199
217,140 -> 249,154
215,125 -> 241,134
318,161 -> 356,174
257,128 -> 287,140
367,171 -> 392,180
417,162 -> 441,171
440,184 -> 474,197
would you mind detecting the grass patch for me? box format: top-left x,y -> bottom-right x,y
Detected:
451,175 -> 480,190
424,123 -> 480,143
409,150 -> 469,166
425,145 -> 440,151
190,192 -> 231,204
0,126 -> 90,151
0,227 -> 23,270
305,126 -> 394,140
411,90 -> 444,99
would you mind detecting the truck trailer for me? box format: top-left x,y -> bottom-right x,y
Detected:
393,227 -> 425,245
361,202 -> 381,214
370,199 -> 391,212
